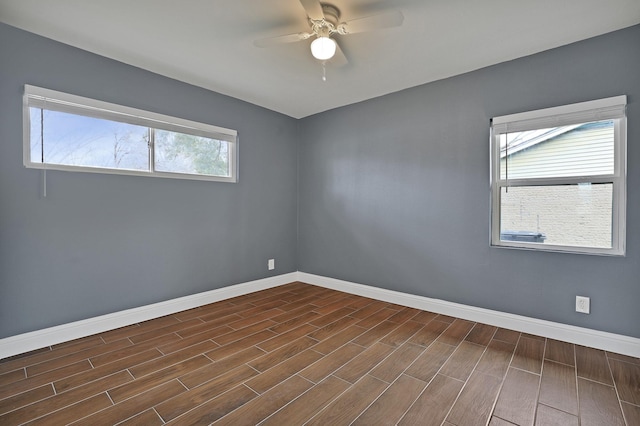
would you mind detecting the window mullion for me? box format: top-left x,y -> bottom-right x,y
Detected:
496,176 -> 616,187
149,128 -> 155,173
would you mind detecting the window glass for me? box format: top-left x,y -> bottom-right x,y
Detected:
499,121 -> 614,180
30,109 -> 149,171
24,85 -> 237,183
500,184 -> 613,248
154,130 -> 230,177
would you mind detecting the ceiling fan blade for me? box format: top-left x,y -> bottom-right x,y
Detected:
254,32 -> 313,48
330,40 -> 348,67
339,10 -> 404,35
299,0 -> 325,21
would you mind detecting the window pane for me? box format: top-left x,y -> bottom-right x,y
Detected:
500,184 -> 612,248
154,130 -> 230,177
499,120 -> 614,179
30,108 -> 149,171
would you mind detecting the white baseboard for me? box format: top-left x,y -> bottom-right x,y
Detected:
2,271 -> 638,360
0,273 -> 297,360
298,272 -> 640,358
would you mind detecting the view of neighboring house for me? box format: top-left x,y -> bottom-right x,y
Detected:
499,120 -> 614,248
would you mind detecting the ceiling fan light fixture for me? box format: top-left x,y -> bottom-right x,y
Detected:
310,36 -> 336,60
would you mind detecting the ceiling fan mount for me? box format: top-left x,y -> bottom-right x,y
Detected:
254,0 -> 404,67
308,4 -> 342,40
316,3 -> 340,27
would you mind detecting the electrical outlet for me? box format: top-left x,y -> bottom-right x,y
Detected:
576,296 -> 590,314
268,259 -> 275,271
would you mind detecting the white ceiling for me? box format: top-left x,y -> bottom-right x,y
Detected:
1,0 -> 639,118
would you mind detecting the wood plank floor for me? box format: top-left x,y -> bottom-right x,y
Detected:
1,282 -> 639,425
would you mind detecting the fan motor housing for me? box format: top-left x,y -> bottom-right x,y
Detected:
321,4 -> 340,26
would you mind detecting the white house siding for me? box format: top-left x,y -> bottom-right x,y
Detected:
499,122 -> 614,248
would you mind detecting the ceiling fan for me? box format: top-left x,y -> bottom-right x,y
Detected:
254,0 -> 404,67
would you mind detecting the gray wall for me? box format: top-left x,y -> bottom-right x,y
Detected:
298,25 -> 640,338
0,23 -> 299,338
2,21 -> 639,342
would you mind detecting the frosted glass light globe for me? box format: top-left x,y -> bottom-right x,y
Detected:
310,37 -> 337,60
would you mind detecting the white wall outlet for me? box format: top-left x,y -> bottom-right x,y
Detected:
268,259 -> 275,271
576,296 -> 590,314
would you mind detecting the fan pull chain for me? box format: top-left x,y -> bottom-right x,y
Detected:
322,61 -> 327,81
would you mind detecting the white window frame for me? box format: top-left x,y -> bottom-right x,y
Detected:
23,85 -> 238,183
490,96 -> 627,256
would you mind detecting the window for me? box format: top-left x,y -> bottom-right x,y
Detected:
23,85 -> 237,182
490,96 -> 626,255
